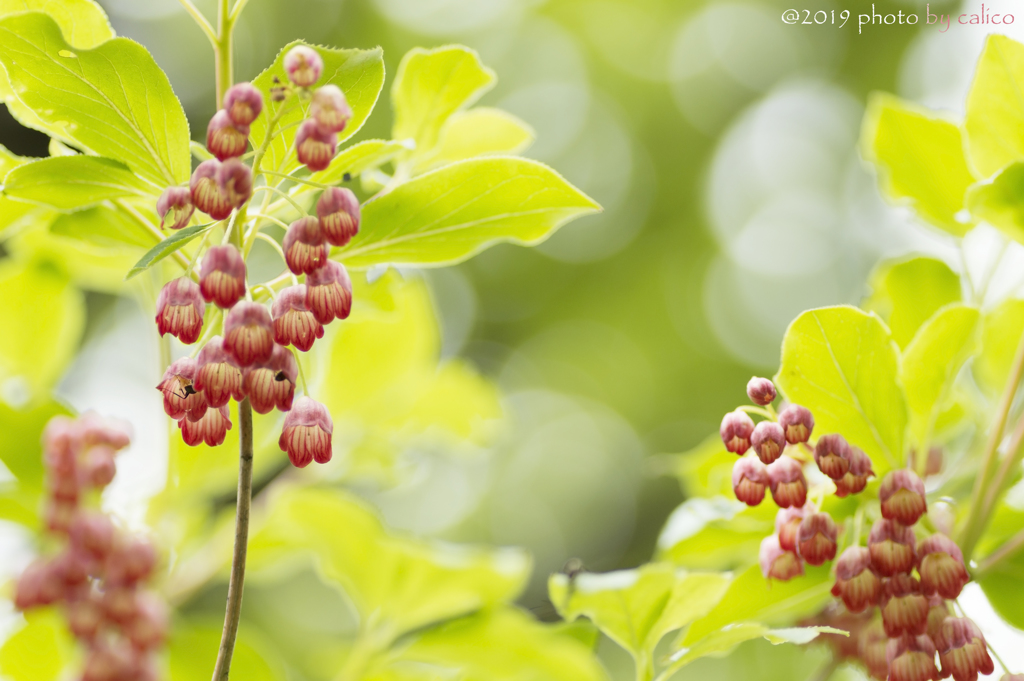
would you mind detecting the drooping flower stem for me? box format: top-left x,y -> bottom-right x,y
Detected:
215,0 -> 234,106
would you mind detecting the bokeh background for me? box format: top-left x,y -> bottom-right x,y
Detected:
3,0 -> 1024,678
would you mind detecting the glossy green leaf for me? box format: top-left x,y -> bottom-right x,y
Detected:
0,142 -> 30,178
413,107 -> 534,173
979,568 -> 1024,630
50,204 -> 153,250
0,12 -> 189,187
168,621 -> 286,681
656,498 -> 772,571
965,34 -> 1024,178
0,609 -> 76,681
249,42 -> 384,177
975,297 -> 1024,394
863,257 -> 962,349
967,162 -> 1024,245
309,139 -> 413,187
125,222 -> 211,279
337,157 -> 600,269
670,434 -> 735,498
775,306 -> 907,472
392,45 -> 495,161
667,624 -> 844,671
900,304 -> 979,451
861,94 -> 975,235
0,399 -> 70,491
3,156 -> 153,210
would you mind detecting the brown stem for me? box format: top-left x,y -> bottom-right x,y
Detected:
211,398 -> 253,681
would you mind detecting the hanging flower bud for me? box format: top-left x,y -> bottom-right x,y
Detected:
926,597 -> 951,638
14,560 -> 63,609
279,396 -> 333,467
316,186 -> 360,247
65,594 -> 104,640
917,534 -> 969,600
283,216 -> 329,275
190,159 -> 232,220
881,573 -> 929,637
831,546 -> 881,612
887,634 -> 940,681
880,469 -> 928,526
305,261 -> 352,324
45,499 -> 77,534
206,109 -> 249,160
272,285 -> 324,351
778,404 -> 814,444
859,619 -> 889,681
155,277 -> 205,344
82,640 -> 136,681
69,513 -> 115,562
178,404 -> 232,447
195,336 -> 245,408
797,511 -> 838,565
751,421 -> 786,465
156,357 -> 206,420
720,410 -> 755,454
746,377 -> 776,405
759,534 -> 803,581
768,456 -> 807,508
77,412 -> 132,450
934,617 -> 994,681
869,518 -> 917,576
814,433 -> 853,480
156,187 -> 194,230
223,302 -> 274,367
83,445 -> 116,488
296,118 -> 337,171
106,537 -> 156,585
310,84 -> 352,134
199,244 -> 247,309
775,504 -> 810,551
284,45 -> 323,86
217,157 -> 253,209
732,456 -> 769,506
242,344 -> 297,414
124,593 -> 168,651
223,82 -> 264,126
834,446 -> 874,497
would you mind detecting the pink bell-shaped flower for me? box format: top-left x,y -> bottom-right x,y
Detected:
279,396 -> 333,467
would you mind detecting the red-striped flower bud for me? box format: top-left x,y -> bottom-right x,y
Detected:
834,446 -> 874,497
859,619 -> 889,680
732,456 -> 769,506
106,536 -> 156,585
934,617 -> 994,681
296,118 -> 337,171
51,549 -> 91,592
82,640 -> 136,681
199,244 -> 247,309
14,560 -> 63,609
813,433 -> 851,480
778,404 -> 814,444
83,445 -> 116,488
917,534 -> 969,600
720,410 -> 755,454
751,420 -> 785,465
69,513 -> 115,562
223,302 -> 274,367
926,597 -> 951,638
178,404 -> 232,447
797,511 -> 838,565
242,344 -> 297,414
279,396 -> 333,467
284,45 -> 323,87
195,336 -> 244,407
869,518 -> 917,576
206,109 -> 249,160
881,573 -> 929,637
217,158 -> 253,209
65,594 -> 104,640
759,534 -> 803,581
48,464 -> 80,502
316,186 -> 360,247
190,159 -> 232,220
310,84 -> 352,134
775,504 -> 810,551
746,376 -> 776,405
272,285 -> 324,351
881,469 -> 928,526
124,593 -> 168,651
831,546 -> 881,612
223,82 -> 264,126
887,634 -> 939,681
76,412 -> 132,450
283,216 -> 329,275
768,456 -> 807,508
156,186 -> 194,230
43,416 -> 81,466
45,499 -> 77,534
155,277 -> 205,344
305,261 -> 352,324
156,357 -> 206,421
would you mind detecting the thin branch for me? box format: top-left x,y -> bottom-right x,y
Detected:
975,523 -> 1024,578
230,0 -> 251,21
115,200 -> 195,277
249,212 -> 291,231
262,170 -> 334,190
254,232 -> 289,267
177,0 -> 218,46
251,184 -> 307,216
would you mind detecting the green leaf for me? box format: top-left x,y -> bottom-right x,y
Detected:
863,257 -> 962,349
861,94 -> 975,235
249,42 -> 384,177
0,399 -> 71,491
125,222 -> 211,280
0,609 -> 76,681
50,204 -> 153,250
900,304 -> 979,451
3,156 -> 154,210
667,624 -> 844,670
656,498 -> 772,571
392,45 -> 495,162
966,162 -> 1024,245
548,563 -> 729,661
308,138 -> 413,187
413,107 -> 534,174
337,157 -> 600,269
669,434 -> 736,498
775,306 -> 908,472
964,34 -> 1024,178
979,569 -> 1024,630
168,621 -> 286,681
975,297 -> 1024,394
0,12 -> 189,187
0,142 -> 30,178
0,0 -> 112,48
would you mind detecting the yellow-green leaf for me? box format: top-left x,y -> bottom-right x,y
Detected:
975,297 -> 1024,395
0,609 -> 76,681
413,107 -> 534,174
4,156 -> 154,210
967,162 -> 1024,245
863,257 -> 962,349
964,34 -> 1024,178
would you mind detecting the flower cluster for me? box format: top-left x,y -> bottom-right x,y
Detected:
153,46 -> 357,468
14,415 -> 165,681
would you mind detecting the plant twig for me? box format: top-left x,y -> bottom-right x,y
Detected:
214,0 -> 233,105
177,0 -> 217,46
974,525 -> 1024,578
